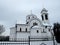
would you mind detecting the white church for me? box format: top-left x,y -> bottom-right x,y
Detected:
10,8 -> 54,45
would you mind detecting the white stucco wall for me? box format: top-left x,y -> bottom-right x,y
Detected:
16,24 -> 30,32
16,32 -> 30,41
10,27 -> 16,41
30,28 -> 42,37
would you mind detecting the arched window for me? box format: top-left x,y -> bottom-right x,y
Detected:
26,28 -> 27,32
20,28 -> 21,32
33,22 -> 38,26
26,22 -> 28,24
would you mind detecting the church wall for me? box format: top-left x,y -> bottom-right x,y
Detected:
41,27 -> 53,39
10,27 -> 16,41
16,24 -> 30,32
30,28 -> 51,38
16,32 -> 30,41
16,24 -> 30,41
30,28 -> 42,37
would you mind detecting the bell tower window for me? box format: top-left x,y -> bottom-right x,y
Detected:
41,15 -> 44,20
45,14 -> 48,20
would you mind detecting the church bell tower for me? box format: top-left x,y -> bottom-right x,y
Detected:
41,8 -> 49,24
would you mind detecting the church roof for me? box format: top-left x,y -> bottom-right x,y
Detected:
41,8 -> 48,13
32,26 -> 39,28
43,23 -> 52,27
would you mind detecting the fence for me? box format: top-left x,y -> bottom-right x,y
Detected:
0,41 -> 29,45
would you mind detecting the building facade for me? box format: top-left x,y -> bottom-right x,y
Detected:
10,8 -> 53,45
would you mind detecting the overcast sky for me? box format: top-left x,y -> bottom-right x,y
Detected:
0,0 -> 60,36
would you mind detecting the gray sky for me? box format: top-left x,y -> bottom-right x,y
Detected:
0,0 -> 60,36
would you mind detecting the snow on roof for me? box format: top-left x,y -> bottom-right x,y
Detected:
32,25 -> 39,28
43,23 -> 52,26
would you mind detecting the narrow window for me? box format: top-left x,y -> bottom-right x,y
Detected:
41,15 -> 44,20
43,29 -> 46,33
20,28 -> 21,32
26,28 -> 27,32
45,26 -> 47,28
45,14 -> 48,20
33,16 -> 34,18
37,30 -> 39,33
43,29 -> 45,32
49,29 -> 50,31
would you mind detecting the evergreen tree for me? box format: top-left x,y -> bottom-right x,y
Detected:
53,23 -> 60,43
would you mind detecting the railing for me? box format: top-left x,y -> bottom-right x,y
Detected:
0,38 -> 30,45
10,36 -> 53,42
0,37 -> 53,45
30,36 -> 53,41
0,41 -> 29,45
10,38 -> 29,42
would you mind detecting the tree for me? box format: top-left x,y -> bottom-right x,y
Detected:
53,23 -> 60,43
0,36 -> 9,41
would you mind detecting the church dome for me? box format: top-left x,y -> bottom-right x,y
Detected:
26,14 -> 37,19
26,14 -> 37,23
